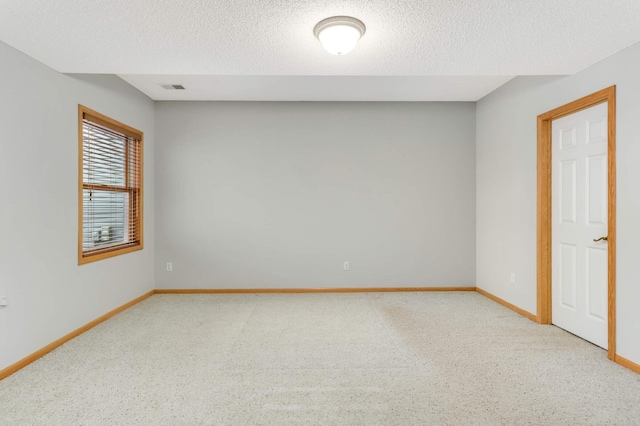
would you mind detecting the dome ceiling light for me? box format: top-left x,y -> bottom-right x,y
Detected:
313,16 -> 366,55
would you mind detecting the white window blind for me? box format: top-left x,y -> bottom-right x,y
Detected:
80,108 -> 142,262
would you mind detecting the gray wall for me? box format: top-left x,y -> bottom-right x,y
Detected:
155,102 -> 476,289
0,42 -> 155,371
476,42 -> 640,365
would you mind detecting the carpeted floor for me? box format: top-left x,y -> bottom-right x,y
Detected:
1,292 -> 639,425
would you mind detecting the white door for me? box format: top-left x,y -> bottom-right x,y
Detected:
552,102 -> 608,349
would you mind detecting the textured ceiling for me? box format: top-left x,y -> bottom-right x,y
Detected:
2,0 -> 640,100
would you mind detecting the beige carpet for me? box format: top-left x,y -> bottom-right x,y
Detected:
1,292 -> 639,425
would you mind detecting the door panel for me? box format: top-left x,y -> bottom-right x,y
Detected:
586,154 -> 607,225
560,160 -> 577,224
560,243 -> 577,309
586,247 -> 607,321
552,102 -> 608,349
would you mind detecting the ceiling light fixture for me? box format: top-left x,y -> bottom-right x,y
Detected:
313,16 -> 366,55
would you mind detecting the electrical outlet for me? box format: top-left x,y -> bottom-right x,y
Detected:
166,262 -> 173,272
0,297 -> 7,308
510,272 -> 516,284
344,261 -> 350,271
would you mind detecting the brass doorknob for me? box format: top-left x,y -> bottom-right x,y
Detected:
593,236 -> 608,242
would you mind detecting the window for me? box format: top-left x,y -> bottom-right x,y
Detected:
78,105 -> 143,264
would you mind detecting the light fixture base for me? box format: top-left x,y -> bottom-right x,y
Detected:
313,16 -> 366,39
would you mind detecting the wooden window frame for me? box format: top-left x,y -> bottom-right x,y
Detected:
78,105 -> 144,265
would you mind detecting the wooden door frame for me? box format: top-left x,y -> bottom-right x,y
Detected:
537,86 -> 616,360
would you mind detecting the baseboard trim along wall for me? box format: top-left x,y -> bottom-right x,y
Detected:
0,290 -> 154,381
4,287 -> 638,380
475,288 -> 640,375
475,287 -> 538,322
154,287 -> 477,294
614,355 -> 640,375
